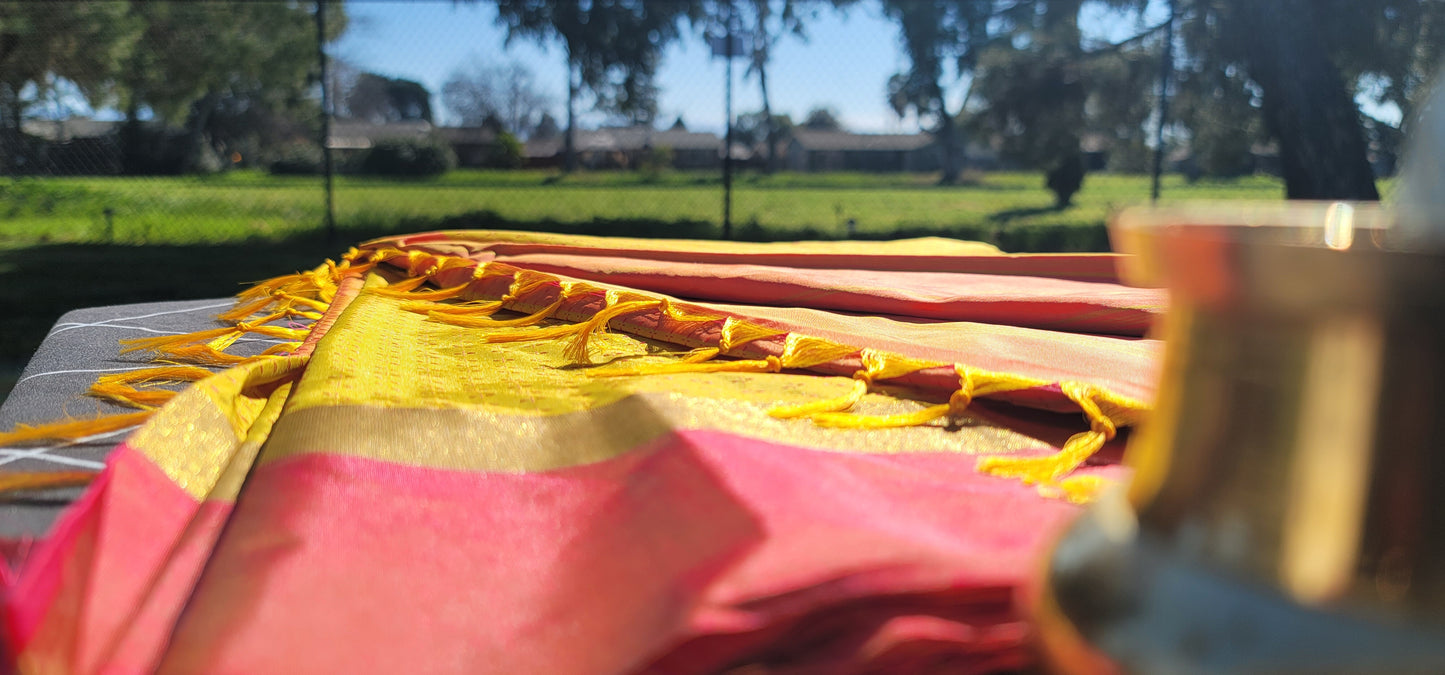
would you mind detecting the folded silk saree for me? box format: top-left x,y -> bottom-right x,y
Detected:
1,231 -> 1164,673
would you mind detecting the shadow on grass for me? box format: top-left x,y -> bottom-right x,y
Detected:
987,204 -> 1065,223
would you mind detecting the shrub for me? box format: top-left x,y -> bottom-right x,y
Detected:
357,137 -> 456,177
485,132 -> 524,169
267,143 -> 323,175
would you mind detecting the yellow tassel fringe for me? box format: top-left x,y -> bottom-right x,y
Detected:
2,244 -> 1150,505
0,411 -> 153,445
85,367 -> 216,410
0,471 -> 98,495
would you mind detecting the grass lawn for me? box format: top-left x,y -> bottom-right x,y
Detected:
2,169 -> 1287,244
1,168 -> 1289,399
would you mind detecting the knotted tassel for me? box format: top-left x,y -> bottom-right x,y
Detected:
86,366 -> 215,410
402,299 -> 503,316
426,272 -> 565,327
588,318 -> 786,378
370,281 -> 473,301
811,385 -> 973,429
379,274 -> 433,294
216,295 -> 279,323
85,386 -> 178,410
274,293 -> 330,314
435,297 -> 564,328
154,344 -> 256,366
975,381 -> 1145,488
562,299 -> 663,363
769,374 -> 871,419
1039,475 -> 1113,505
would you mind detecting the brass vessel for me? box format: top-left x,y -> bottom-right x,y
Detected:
1038,203 -> 1445,673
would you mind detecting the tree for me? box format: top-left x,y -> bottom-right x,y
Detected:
1083,43 -> 1158,173
493,0 -> 694,171
441,59 -> 551,135
0,1 -> 139,173
744,1 -> 851,171
734,110 -> 793,149
343,72 -> 433,124
802,106 -> 843,130
532,112 -> 561,140
1170,60 -> 1263,177
115,1 -> 346,173
1166,0 -> 1445,199
881,0 -> 993,184
973,0 -> 1090,207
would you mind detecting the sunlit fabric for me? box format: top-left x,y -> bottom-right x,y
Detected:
2,231 -> 1163,673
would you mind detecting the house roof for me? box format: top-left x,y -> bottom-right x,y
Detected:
524,126 -> 721,158
788,130 -> 934,152
21,118 -> 119,142
436,126 -> 499,144
326,120 -> 433,150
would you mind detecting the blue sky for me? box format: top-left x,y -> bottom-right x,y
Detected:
332,0 -> 1168,134
50,0 -> 1397,133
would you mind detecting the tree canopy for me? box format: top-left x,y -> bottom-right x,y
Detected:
0,1 -> 138,172
442,59 -> 550,135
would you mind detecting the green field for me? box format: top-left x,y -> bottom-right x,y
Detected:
1,169 -> 1287,245
1,169 -> 1289,399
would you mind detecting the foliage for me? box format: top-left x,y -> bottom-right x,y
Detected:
0,1 -> 140,172
734,111 -> 794,148
493,0 -> 693,124
486,132 -> 525,169
532,112 -> 562,140
1169,0 -> 1429,198
973,0 -> 1090,207
267,142 -> 324,176
1083,42 -> 1159,174
638,145 -> 674,178
801,106 -> 844,130
112,1 -> 345,174
342,73 -> 434,123
0,2 -> 139,106
357,138 -> 457,177
881,0 -> 994,183
442,59 -> 551,135
688,1 -> 851,172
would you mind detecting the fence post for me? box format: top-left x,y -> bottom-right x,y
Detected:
1150,0 -> 1176,204
722,0 -> 736,240
316,0 -> 337,242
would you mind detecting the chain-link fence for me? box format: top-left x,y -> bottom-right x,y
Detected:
0,0 -> 1232,253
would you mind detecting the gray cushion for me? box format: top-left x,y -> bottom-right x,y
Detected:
0,298 -> 270,538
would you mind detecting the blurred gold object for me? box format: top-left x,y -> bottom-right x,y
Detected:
1038,203 -> 1445,674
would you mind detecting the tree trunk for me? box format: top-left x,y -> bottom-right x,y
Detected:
1,84 -> 18,176
564,58 -> 578,173
1235,1 -> 1378,200
179,91 -> 220,174
937,109 -> 962,184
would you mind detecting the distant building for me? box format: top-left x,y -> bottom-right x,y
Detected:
524,126 -> 723,170
19,118 -> 123,175
436,126 -> 501,168
21,118 -> 120,142
326,120 -> 521,168
783,130 -> 939,172
1080,133 -> 1112,172
325,120 -> 434,156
